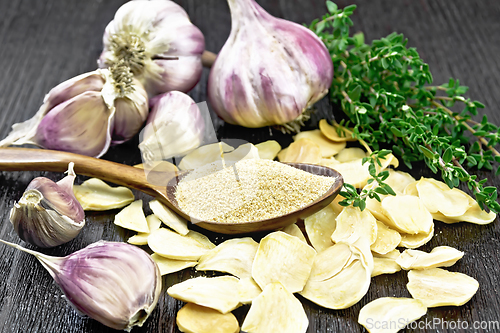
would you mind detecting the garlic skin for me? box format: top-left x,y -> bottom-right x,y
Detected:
9,162 -> 85,248
0,240 -> 162,332
0,67 -> 148,157
207,0 -> 333,130
99,0 -> 205,96
139,91 -> 205,163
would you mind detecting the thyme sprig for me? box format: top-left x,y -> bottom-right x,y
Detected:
310,2 -> 500,213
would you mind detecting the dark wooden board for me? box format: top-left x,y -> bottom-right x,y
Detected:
0,0 -> 499,332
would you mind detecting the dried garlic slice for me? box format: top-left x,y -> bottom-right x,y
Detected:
300,258 -> 371,309
304,204 -> 338,253
151,253 -> 197,276
167,276 -> 241,314
280,138 -> 322,164
398,222 -> 434,249
307,242 -> 353,282
416,178 -> 470,217
176,303 -> 239,333
396,246 -> 464,270
358,297 -> 427,333
370,221 -> 402,255
73,178 -> 134,211
148,228 -> 215,260
196,237 -> 258,279
384,169 -> 416,194
407,268 -> 479,307
128,214 -> 163,245
433,199 -> 497,225
372,250 -> 402,277
149,199 -> 189,235
403,180 -> 418,196
381,195 -> 433,234
252,231 -> 316,293
281,223 -> 307,243
133,160 -> 178,172
241,282 -> 308,333
178,142 -> 234,170
277,147 -> 288,162
322,158 -> 370,188
255,140 -> 281,160
293,129 -> 346,157
237,277 -> 262,304
334,147 -> 367,162
114,199 -> 149,233
318,119 -> 356,142
332,206 -> 377,245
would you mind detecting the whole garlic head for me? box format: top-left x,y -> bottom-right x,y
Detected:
208,0 -> 333,130
99,0 -> 205,96
9,162 -> 85,248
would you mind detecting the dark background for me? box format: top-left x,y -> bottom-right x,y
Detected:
1,0 -> 499,332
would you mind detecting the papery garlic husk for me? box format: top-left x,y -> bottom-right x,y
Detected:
99,0 -> 205,96
139,91 -> 205,164
0,66 -> 148,157
207,0 -> 333,130
0,240 -> 162,332
9,162 -> 85,248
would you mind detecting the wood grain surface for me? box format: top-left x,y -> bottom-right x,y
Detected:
1,0 -> 499,332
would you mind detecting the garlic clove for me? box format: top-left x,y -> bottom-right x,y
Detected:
139,91 -> 205,164
208,0 -> 333,129
10,162 -> 85,248
34,91 -> 113,157
0,240 -> 161,332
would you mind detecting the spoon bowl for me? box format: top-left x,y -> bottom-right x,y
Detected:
0,148 -> 343,234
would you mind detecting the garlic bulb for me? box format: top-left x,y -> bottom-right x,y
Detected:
99,0 -> 205,96
9,162 -> 85,248
0,65 -> 148,157
0,240 -> 161,332
139,91 -> 205,163
207,0 -> 333,130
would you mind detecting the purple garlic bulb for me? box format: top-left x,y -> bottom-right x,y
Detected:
208,0 -> 333,131
9,162 -> 85,248
98,0 -> 205,96
0,240 -> 162,332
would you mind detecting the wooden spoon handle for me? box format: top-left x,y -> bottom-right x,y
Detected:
0,148 -> 157,196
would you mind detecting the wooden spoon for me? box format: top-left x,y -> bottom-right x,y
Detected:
0,147 -> 343,234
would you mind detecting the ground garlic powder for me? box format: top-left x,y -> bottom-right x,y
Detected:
175,159 -> 336,223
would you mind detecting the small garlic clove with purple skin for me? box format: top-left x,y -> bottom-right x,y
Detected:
207,0 -> 333,131
98,0 -> 205,96
139,91 -> 205,164
0,239 -> 162,332
9,162 -> 85,248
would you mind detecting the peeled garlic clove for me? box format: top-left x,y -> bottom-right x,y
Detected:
241,282 -> 309,333
176,303 -> 240,333
0,240 -> 161,331
407,268 -> 479,307
99,0 -> 205,96
252,231 -> 316,293
358,297 -> 427,333
167,276 -> 241,314
0,67 -> 148,157
139,91 -> 205,163
208,0 -> 333,129
73,178 -> 135,211
9,163 -> 85,248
